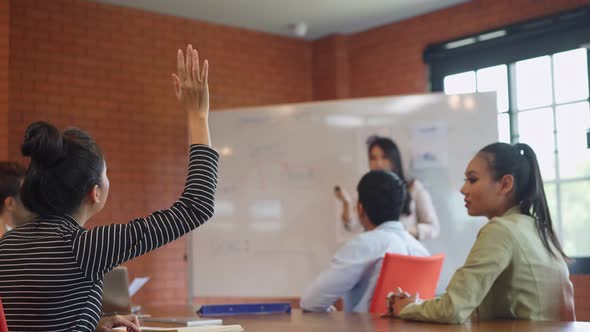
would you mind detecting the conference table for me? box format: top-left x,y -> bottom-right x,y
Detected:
142,307 -> 590,331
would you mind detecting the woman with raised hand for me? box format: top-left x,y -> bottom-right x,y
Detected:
390,142 -> 575,323
0,44 -> 218,332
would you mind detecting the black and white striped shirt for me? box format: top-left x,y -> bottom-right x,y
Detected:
0,145 -> 219,331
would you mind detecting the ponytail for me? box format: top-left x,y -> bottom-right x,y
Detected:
480,142 -> 568,260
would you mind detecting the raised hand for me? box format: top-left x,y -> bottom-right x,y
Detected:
172,44 -> 209,116
172,44 -> 211,146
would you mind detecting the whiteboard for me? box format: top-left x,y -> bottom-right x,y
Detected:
190,93 -> 497,297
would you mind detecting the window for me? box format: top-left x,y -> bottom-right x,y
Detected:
444,65 -> 510,143
442,48 -> 590,258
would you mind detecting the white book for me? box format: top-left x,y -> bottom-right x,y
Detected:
141,326 -> 242,332
142,317 -> 223,327
115,324 -> 242,332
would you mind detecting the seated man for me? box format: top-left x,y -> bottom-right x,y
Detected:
300,170 -> 429,312
0,161 -> 35,236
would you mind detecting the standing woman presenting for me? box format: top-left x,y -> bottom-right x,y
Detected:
0,45 -> 217,332
335,136 -> 440,240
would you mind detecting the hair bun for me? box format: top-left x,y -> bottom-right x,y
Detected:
21,121 -> 65,167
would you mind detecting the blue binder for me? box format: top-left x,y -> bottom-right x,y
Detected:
197,303 -> 292,316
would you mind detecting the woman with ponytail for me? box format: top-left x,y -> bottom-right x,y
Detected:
390,142 -> 575,323
0,44 -> 218,332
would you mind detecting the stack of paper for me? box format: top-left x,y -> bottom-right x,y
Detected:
115,325 -> 243,332
142,317 -> 222,327
139,326 -> 243,332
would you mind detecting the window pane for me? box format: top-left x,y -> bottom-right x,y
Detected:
556,102 -> 590,179
561,180 -> 590,256
477,65 -> 509,112
515,56 -> 553,110
498,113 -> 510,143
444,71 -> 476,94
553,48 -> 589,104
518,108 -> 555,180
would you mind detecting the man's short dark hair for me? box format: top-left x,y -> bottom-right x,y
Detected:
357,170 -> 407,226
0,162 -> 27,213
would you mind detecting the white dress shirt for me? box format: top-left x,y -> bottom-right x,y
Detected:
301,221 -> 429,312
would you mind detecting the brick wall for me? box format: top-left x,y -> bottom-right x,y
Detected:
7,0 -> 311,306
0,0 -> 8,159
312,34 -> 350,100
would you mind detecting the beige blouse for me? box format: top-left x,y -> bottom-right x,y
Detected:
399,207 -> 575,323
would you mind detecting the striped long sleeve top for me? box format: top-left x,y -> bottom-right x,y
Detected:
0,145 -> 219,332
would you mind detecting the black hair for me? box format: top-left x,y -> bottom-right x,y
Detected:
357,170 -> 407,226
0,162 -> 27,213
20,121 -> 105,216
479,142 -> 568,260
368,136 -> 412,215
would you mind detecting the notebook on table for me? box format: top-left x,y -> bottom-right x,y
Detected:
197,303 -> 291,316
142,316 -> 222,327
114,325 -> 243,332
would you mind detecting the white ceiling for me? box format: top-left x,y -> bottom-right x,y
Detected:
92,0 -> 469,40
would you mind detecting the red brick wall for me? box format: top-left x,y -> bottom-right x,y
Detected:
0,0 -> 8,160
7,0 -> 311,306
312,34 -> 350,100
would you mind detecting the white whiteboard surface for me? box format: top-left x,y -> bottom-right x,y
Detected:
190,93 -> 497,297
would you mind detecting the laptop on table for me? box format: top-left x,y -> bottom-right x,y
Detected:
101,267 -> 221,326
101,266 -> 134,316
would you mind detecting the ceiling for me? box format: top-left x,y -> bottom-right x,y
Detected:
92,0 -> 469,40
